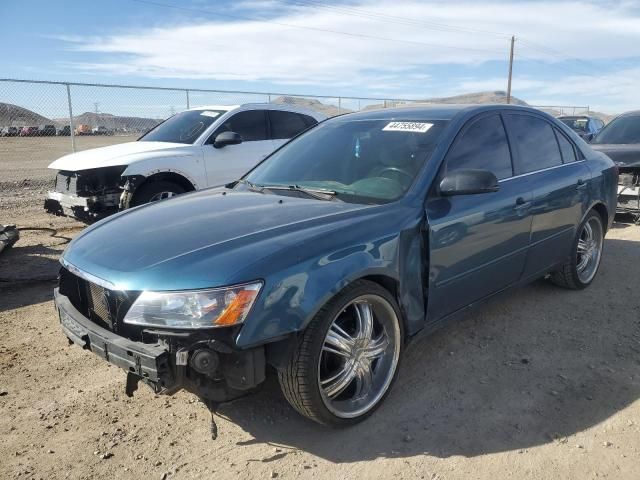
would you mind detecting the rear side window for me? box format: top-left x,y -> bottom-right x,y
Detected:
506,114 -> 563,173
269,111 -> 316,139
555,129 -> 576,163
445,114 -> 513,180
211,110 -> 268,142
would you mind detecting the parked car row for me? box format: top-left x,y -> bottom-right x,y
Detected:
0,124 -> 116,137
52,102 -> 619,428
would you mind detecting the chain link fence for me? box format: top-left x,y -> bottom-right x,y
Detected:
0,78 -> 590,210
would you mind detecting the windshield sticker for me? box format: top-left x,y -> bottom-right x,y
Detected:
383,122 -> 433,133
200,111 -> 221,118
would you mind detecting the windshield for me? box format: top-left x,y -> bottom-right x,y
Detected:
139,109 -> 226,144
592,115 -> 640,144
244,118 -> 449,204
560,117 -> 588,132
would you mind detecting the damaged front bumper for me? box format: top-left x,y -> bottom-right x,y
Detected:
45,191 -> 121,223
617,169 -> 640,220
45,167 -> 126,223
54,288 -> 266,403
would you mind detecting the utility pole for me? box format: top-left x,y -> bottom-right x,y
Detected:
506,35 -> 515,104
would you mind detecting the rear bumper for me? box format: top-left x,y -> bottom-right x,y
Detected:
55,288 -> 175,390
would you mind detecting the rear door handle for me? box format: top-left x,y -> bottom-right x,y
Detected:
576,179 -> 588,190
515,197 -> 531,210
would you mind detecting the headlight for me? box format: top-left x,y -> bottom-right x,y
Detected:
123,282 -> 262,329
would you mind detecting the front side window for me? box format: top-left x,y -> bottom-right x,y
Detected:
140,109 -> 225,144
244,118 -> 449,203
210,110 -> 268,142
592,115 -> 640,144
444,114 -> 513,180
506,114 -> 563,173
269,110 -> 316,139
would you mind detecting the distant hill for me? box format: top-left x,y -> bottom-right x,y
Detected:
271,96 -> 348,117
272,91 -> 531,117
0,102 -> 53,127
364,90 -> 529,111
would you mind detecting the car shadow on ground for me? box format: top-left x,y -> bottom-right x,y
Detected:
217,237 -> 640,460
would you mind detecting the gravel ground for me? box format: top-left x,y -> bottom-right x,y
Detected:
0,211 -> 639,479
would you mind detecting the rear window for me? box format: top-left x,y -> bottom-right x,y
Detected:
555,129 -> 577,163
506,114 -> 563,173
592,115 -> 640,144
269,110 -> 317,139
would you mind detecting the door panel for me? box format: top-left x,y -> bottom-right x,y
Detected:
426,112 -> 532,322
203,110 -> 273,186
521,162 -> 591,276
427,180 -> 532,320
503,113 -> 591,277
203,141 -> 273,186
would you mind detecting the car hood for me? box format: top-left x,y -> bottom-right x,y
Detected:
48,141 -> 195,171
62,189 -> 380,291
590,144 -> 640,168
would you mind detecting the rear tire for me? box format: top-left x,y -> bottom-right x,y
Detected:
550,210 -> 604,289
130,180 -> 185,207
278,280 -> 403,426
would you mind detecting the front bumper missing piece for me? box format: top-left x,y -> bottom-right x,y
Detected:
54,288 -> 266,403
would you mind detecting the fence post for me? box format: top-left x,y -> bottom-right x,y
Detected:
338,97 -> 342,114
66,83 -> 76,152
268,94 -> 272,102
185,89 -> 190,109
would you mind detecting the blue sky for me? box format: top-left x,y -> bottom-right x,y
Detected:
1,0 -> 639,116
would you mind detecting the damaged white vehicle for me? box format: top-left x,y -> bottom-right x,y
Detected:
45,104 -> 325,222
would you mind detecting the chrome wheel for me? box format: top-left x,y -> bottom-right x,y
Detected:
576,215 -> 603,284
318,294 -> 401,419
149,191 -> 176,202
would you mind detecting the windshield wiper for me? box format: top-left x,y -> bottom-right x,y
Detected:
257,183 -> 338,201
237,180 -> 338,201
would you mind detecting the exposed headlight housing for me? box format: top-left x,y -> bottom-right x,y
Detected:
123,282 -> 262,329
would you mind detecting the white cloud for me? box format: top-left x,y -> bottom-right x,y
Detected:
55,0 -> 640,111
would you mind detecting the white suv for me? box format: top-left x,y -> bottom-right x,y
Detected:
44,104 -> 326,222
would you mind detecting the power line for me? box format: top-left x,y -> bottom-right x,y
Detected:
130,0 -> 508,55
284,0 -> 513,39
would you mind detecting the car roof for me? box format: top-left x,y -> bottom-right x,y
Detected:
619,110 -> 640,118
331,103 -> 548,121
187,103 -> 326,119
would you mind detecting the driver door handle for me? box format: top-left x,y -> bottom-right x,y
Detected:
576,179 -> 588,190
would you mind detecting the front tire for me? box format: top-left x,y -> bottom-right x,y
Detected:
278,280 -> 403,426
550,210 -> 604,289
130,180 -> 185,207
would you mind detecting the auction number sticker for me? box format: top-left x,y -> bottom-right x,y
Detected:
383,121 -> 433,133
200,111 -> 221,118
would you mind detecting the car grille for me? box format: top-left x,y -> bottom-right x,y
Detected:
59,267 -> 140,335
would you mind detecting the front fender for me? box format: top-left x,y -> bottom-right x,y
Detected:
235,220 -> 427,349
122,156 -> 205,189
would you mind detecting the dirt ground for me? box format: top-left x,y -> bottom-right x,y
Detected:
1,137 -> 639,479
1,203 -> 639,479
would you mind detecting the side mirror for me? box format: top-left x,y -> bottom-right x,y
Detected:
213,131 -> 243,148
584,133 -> 594,142
439,169 -> 499,196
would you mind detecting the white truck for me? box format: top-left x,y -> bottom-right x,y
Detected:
45,103 -> 325,222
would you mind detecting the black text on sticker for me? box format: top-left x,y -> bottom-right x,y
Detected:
383,122 -> 433,133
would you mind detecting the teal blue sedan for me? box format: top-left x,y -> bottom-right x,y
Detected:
56,105 -> 617,426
